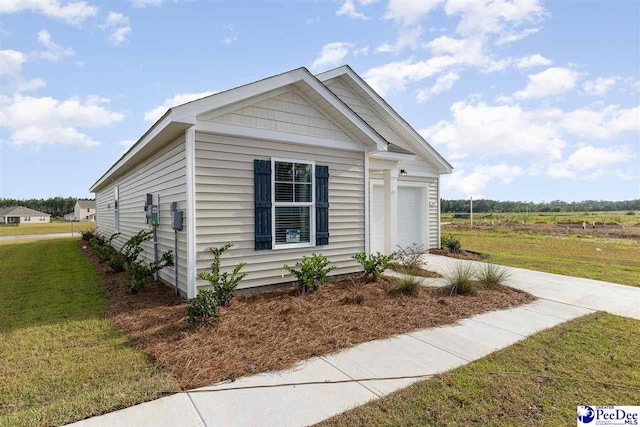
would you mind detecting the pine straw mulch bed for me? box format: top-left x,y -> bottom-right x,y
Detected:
78,240 -> 535,390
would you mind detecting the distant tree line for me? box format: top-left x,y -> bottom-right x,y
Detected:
441,199 -> 640,213
0,197 -> 91,217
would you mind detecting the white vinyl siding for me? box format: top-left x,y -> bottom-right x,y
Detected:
201,88 -> 355,143
194,132 -> 365,290
94,135 -> 189,294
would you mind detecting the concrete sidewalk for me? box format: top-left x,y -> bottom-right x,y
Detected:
67,299 -> 593,427
422,254 -> 640,320
0,232 -> 79,241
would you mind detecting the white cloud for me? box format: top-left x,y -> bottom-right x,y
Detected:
512,67 -> 580,100
0,94 -> 124,147
144,91 -> 217,122
101,11 -> 131,46
423,101 -> 566,162
109,26 -> 131,45
0,0 -> 98,26
336,0 -> 369,20
495,27 -> 540,45
444,0 -> 544,36
376,25 -> 424,53
305,16 -> 320,24
383,0 -> 443,26
548,145 -> 633,179
417,71 -> 460,102
583,77 -> 618,96
130,0 -> 162,8
13,77 -> 47,92
0,49 -> 25,76
103,11 -> 129,27
516,53 -> 551,69
310,42 -> 352,71
36,29 -> 74,61
446,163 -> 524,197
558,105 -> 640,140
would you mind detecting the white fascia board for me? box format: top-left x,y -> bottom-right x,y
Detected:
316,66 -> 453,174
370,151 -> 416,162
89,110 -> 194,192
196,121 -> 365,152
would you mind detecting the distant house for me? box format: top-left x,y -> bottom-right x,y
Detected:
75,200 -> 96,221
0,206 -> 51,224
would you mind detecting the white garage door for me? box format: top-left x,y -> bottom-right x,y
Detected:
370,185 -> 424,253
398,187 -> 423,249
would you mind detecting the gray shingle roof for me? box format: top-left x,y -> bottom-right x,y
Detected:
77,199 -> 96,209
0,206 -> 51,217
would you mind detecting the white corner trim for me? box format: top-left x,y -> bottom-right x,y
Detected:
196,121 -> 365,152
364,152 -> 370,255
185,126 -> 197,299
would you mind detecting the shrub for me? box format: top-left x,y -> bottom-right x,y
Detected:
121,230 -> 153,265
284,253 -> 336,294
90,236 -> 112,264
395,243 -> 428,270
80,229 -> 96,241
626,211 -> 636,216
352,251 -> 395,282
444,262 -> 477,295
187,288 -> 220,328
125,250 -> 174,294
477,262 -> 510,288
441,234 -> 462,253
392,267 -> 422,296
198,243 -> 247,307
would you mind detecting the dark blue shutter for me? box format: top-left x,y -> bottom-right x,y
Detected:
254,160 -> 272,250
316,165 -> 329,246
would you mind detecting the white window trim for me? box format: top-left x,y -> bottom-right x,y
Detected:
271,157 -> 316,250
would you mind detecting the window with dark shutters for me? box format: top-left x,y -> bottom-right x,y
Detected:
254,159 -> 272,250
315,165 -> 329,246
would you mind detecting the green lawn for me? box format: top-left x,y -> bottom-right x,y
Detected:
321,312 -> 640,426
0,239 -> 177,427
0,221 -> 95,236
445,227 -> 640,287
442,210 -> 640,226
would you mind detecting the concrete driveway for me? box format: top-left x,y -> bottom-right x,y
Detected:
423,254 -> 640,320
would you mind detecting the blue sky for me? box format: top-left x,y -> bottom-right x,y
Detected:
0,0 -> 638,201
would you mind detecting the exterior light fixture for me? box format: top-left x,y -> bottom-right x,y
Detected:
400,169 -> 407,176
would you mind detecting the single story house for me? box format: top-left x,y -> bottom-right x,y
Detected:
90,65 -> 452,298
0,206 -> 51,224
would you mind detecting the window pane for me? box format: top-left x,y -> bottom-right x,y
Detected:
295,183 -> 312,203
275,162 -> 293,182
295,163 -> 312,183
275,207 -> 310,244
275,182 -> 294,202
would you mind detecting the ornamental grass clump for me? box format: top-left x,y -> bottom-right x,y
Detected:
444,262 -> 477,295
392,267 -> 422,296
477,261 -> 511,288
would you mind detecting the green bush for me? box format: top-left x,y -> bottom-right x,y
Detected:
477,262 -> 510,288
444,262 -> 477,295
441,234 -> 462,253
352,251 -> 395,282
187,288 -> 220,328
626,211 -> 636,216
395,243 -> 427,270
125,250 -> 174,294
284,253 -> 336,294
198,243 -> 247,307
80,229 -> 96,241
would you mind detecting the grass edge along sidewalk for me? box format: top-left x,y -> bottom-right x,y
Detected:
320,312 -> 640,426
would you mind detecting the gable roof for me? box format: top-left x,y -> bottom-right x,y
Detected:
0,206 -> 50,217
76,199 -> 95,209
90,67 -> 389,193
315,65 -> 453,174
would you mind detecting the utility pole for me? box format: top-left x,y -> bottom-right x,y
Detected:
470,196 -> 474,227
